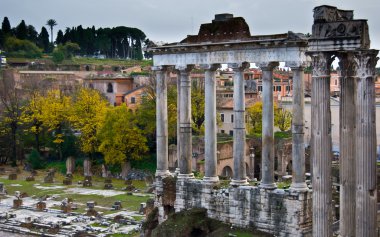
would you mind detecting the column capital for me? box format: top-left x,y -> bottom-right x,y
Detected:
175,65 -> 194,74
228,62 -> 250,71
352,50 -> 379,78
309,52 -> 335,77
200,64 -> 221,71
152,65 -> 173,72
337,53 -> 356,78
257,62 -> 279,71
286,61 -> 307,70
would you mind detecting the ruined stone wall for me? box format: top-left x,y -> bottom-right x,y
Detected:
172,179 -> 312,237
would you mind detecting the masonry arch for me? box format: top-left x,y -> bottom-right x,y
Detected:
221,166 -> 233,178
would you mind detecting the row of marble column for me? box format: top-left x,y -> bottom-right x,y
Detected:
310,50 -> 378,237
154,61 -> 308,191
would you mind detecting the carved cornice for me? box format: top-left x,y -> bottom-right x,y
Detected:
257,62 -> 279,71
310,52 -> 335,77
353,50 -> 379,78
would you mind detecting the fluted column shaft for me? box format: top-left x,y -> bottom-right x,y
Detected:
354,50 -> 378,237
178,66 -> 194,179
259,62 -> 278,189
310,53 -> 333,237
290,66 -> 308,191
230,63 -> 249,186
338,54 -> 356,237
203,64 -> 220,183
154,66 -> 170,177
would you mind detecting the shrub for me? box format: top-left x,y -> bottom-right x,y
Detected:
27,149 -> 45,169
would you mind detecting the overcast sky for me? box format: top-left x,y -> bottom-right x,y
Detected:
1,0 -> 380,64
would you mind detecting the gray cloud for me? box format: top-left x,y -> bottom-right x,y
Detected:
1,0 -> 379,57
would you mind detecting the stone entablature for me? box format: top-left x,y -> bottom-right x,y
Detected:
173,179 -> 312,237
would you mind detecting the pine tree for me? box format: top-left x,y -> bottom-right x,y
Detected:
38,27 -> 50,53
1,17 -> 11,35
15,20 -> 28,40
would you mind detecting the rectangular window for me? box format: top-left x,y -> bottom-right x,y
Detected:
229,130 -> 233,136
277,86 -> 282,91
286,86 -> 290,91
231,114 -> 234,123
131,97 -> 136,104
273,86 -> 276,91
221,130 -> 225,134
221,113 -> 225,122
258,86 -> 262,91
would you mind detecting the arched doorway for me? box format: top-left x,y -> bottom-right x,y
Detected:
221,166 -> 233,178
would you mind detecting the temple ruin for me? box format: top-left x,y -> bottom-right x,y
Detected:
151,5 -> 378,237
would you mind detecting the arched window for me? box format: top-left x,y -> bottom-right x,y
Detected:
107,83 -> 113,93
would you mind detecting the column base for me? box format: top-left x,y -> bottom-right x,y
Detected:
155,170 -> 171,178
230,179 -> 249,186
203,176 -> 219,184
259,182 -> 277,189
177,173 -> 194,180
174,168 -> 180,176
289,182 -> 309,192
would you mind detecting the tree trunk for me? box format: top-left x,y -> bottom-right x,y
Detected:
11,124 -> 17,167
120,160 -> 131,179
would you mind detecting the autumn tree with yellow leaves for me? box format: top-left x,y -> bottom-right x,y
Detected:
98,104 -> 148,171
68,88 -> 108,158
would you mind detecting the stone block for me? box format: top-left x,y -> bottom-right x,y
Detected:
8,173 -> 17,180
25,176 -> 35,181
104,183 -> 113,189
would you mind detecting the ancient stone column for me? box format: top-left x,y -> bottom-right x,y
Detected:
289,65 -> 308,191
353,50 -> 378,237
259,62 -> 279,189
337,53 -> 356,237
154,66 -> 171,177
202,64 -> 220,184
83,158 -> 91,177
176,73 -> 181,173
177,65 -> 194,179
230,62 -> 250,186
310,52 -> 334,237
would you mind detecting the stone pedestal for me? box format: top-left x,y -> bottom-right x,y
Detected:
8,173 -> 17,180
13,199 -> 22,208
83,158 -> 92,177
25,176 -> 35,181
36,201 -> 46,211
83,176 -> 92,187
104,178 -> 113,189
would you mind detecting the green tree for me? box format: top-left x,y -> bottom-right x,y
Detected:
2,17 -> 12,36
98,104 -> 148,168
275,107 -> 292,132
46,19 -> 57,44
0,69 -> 22,166
38,89 -> 71,160
246,102 -> 282,134
56,30 -> 64,45
4,36 -> 42,58
21,91 -> 45,152
68,88 -> 108,158
191,80 -> 205,135
38,27 -> 50,52
26,25 -> 38,43
15,20 -> 27,40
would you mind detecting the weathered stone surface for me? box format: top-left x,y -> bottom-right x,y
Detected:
13,199 -> 22,209
171,179 -> 312,237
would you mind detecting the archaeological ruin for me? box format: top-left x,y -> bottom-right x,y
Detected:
151,5 -> 378,237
